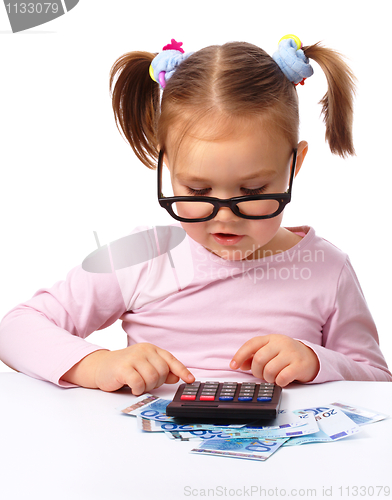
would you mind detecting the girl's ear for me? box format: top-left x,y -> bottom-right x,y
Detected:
294,141 -> 308,177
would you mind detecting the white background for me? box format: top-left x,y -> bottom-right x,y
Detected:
0,0 -> 391,372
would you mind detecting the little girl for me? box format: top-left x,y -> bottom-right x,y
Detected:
0,36 -> 391,394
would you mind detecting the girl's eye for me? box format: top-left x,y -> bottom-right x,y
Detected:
186,187 -> 210,196
241,186 -> 267,195
185,186 -> 267,196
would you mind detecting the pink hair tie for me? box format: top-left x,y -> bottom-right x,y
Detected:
162,39 -> 184,53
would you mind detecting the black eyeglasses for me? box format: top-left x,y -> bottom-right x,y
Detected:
157,149 -> 297,223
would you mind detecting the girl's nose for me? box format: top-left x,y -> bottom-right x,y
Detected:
214,206 -> 239,222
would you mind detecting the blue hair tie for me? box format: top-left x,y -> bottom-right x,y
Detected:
272,36 -> 314,86
149,39 -> 193,90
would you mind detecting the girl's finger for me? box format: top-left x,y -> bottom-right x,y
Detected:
230,336 -> 270,370
144,350 -> 173,389
122,366 -> 147,396
259,355 -> 290,384
128,358 -> 163,394
274,364 -> 297,387
157,348 -> 195,384
237,357 -> 253,371
165,372 -> 180,384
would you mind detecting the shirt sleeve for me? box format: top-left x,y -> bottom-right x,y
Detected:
300,257 -> 392,383
0,264 -> 128,387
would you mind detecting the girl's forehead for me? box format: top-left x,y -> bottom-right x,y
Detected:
166,115 -> 292,172
167,113 -> 261,145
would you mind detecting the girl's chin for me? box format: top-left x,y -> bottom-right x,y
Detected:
205,243 -> 259,261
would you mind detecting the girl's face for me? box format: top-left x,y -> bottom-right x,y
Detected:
164,118 -> 307,261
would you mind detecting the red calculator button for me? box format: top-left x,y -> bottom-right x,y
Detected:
180,395 -> 196,401
200,395 -> 215,401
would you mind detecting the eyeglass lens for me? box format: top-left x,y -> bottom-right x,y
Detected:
171,199 -> 281,220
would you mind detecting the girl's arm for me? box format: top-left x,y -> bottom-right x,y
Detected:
0,250 -> 194,393
231,257 -> 391,385
295,255 -> 391,383
0,264 -> 127,387
302,258 -> 392,383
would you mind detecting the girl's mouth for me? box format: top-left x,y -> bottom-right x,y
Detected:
212,233 -> 244,246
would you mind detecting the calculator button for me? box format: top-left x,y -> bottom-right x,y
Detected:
200,395 -> 215,401
238,396 -> 253,401
219,396 -> 234,401
180,395 -> 197,401
257,396 -> 272,402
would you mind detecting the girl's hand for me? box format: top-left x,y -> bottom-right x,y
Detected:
63,343 -> 195,394
230,334 -> 319,387
94,343 -> 195,394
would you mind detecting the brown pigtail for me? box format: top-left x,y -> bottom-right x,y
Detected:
303,43 -> 356,157
109,51 -> 160,169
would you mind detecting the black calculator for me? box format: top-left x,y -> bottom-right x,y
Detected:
166,381 -> 282,421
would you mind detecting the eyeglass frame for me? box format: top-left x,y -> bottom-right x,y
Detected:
157,148 -> 297,223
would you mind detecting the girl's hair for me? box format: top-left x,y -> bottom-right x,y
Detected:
109,41 -> 356,169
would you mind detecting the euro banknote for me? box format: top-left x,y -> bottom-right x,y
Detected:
164,419 -> 319,440
137,407 -> 318,437
190,437 -> 289,461
166,429 -> 236,441
120,394 -> 177,422
284,405 -> 360,446
140,411 -> 319,439
137,417 -> 246,433
330,401 -> 389,426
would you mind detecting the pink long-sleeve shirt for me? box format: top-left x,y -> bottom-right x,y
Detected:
0,225 -> 391,386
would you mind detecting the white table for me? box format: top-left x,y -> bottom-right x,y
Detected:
0,373 -> 391,500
